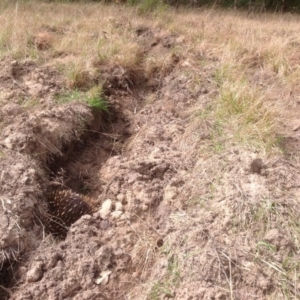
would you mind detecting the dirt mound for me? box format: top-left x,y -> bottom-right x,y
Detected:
0,59 -> 63,108
10,215 -> 116,300
0,150 -> 46,298
1,103 -> 94,164
0,97 -> 97,299
4,59 -> 213,299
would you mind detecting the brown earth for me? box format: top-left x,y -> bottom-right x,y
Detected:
1,4 -> 300,300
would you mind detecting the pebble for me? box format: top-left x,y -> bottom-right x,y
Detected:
27,262 -> 44,282
99,199 -> 112,219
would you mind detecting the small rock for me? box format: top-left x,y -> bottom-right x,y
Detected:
26,262 -> 44,282
95,270 -> 111,285
110,211 -> 123,220
164,186 -> 177,201
47,253 -> 61,269
116,194 -> 124,202
127,173 -> 139,184
115,201 -> 123,211
100,219 -> 111,230
264,228 -> 280,241
142,204 -> 148,211
99,199 -> 112,219
249,158 -> 264,174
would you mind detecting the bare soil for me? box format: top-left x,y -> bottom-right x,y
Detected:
1,4 -> 300,300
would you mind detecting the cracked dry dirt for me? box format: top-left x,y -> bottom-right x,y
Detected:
1,4 -> 300,300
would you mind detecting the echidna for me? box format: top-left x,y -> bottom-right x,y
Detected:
46,190 -> 95,238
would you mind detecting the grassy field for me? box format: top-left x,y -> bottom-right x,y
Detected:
2,1 -> 297,150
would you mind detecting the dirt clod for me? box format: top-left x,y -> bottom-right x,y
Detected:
34,32 -> 54,50
99,199 -> 113,219
249,158 -> 264,174
26,262 -> 44,283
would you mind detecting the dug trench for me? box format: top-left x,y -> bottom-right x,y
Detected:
2,44 -> 296,299
0,46 -> 210,299
0,62 -> 146,298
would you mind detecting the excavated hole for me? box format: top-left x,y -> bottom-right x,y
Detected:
0,50 -> 176,297
0,58 -> 155,297
0,78 -> 144,298
44,88 -> 140,239
0,104 -> 133,296
0,260 -> 15,299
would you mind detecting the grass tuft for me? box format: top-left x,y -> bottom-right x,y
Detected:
55,87 -> 108,112
86,86 -> 109,112
216,79 -> 278,151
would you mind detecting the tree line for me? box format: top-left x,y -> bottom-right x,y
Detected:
167,0 -> 298,11
45,0 -> 300,12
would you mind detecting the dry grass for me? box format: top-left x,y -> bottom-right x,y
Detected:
147,8 -> 300,300
0,1 -> 157,89
162,8 -> 300,154
2,2 -> 300,299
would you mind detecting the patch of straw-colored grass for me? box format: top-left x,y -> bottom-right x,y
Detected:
216,79 -> 277,151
